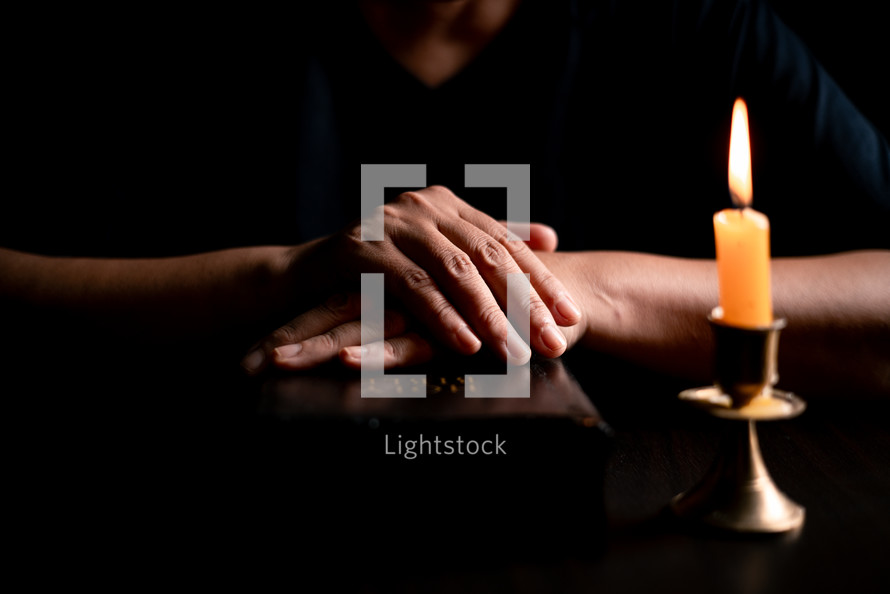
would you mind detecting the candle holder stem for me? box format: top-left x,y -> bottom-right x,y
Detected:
672,314 -> 805,533
671,418 -> 804,532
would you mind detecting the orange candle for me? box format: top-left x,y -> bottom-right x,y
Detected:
713,98 -> 773,328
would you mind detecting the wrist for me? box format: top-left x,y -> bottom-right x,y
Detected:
280,236 -> 334,305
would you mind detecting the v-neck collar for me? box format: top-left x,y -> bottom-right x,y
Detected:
351,0 -> 531,96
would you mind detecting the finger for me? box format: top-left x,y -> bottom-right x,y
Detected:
273,310 -> 408,371
373,234 -> 485,357
391,220 -> 530,364
462,208 -> 581,328
387,188 -> 535,362
240,293 -> 361,375
438,216 -> 566,359
498,221 -> 559,252
340,332 -> 436,370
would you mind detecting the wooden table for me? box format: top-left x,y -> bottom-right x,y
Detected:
6,351 -> 888,591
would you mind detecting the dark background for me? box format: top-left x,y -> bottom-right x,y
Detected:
3,0 -> 888,258
768,0 -> 888,139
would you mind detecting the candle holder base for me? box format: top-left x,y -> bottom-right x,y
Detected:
671,387 -> 805,533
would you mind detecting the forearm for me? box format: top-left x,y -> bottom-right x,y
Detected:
540,250 -> 890,397
0,243 -> 320,340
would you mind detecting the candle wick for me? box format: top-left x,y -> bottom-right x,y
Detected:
729,189 -> 750,210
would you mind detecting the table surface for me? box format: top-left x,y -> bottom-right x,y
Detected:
8,351 -> 889,591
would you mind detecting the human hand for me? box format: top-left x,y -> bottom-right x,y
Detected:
240,292 -> 436,375
307,186 -> 581,365
241,217 -> 569,374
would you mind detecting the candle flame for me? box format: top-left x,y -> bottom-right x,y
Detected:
728,98 -> 752,207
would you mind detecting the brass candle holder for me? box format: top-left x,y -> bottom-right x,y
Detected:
671,311 -> 806,533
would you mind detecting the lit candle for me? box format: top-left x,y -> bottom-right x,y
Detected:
713,98 -> 773,328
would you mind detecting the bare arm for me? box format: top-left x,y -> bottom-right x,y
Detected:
0,244 -> 318,341
539,250 -> 890,398
0,196 -> 576,368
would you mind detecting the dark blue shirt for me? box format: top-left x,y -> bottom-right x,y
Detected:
5,0 -> 888,257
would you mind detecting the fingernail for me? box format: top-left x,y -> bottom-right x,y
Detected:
555,294 -> 581,322
346,345 -> 370,358
273,343 -> 303,360
455,325 -> 482,353
504,325 -> 531,366
342,346 -> 362,360
240,348 -> 265,374
541,324 -> 567,352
